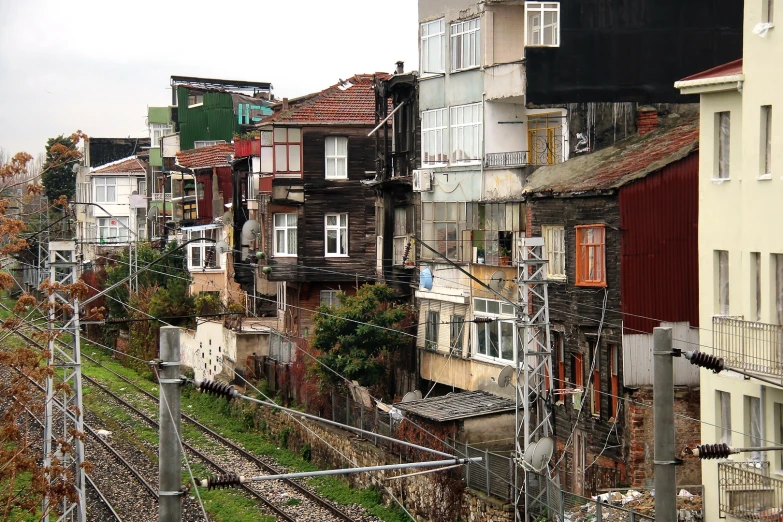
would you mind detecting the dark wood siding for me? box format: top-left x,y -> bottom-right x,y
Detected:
619,152 -> 699,333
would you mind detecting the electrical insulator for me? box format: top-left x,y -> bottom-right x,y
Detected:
198,473 -> 243,490
685,351 -> 725,373
694,443 -> 732,460
472,317 -> 495,323
402,241 -> 412,264
196,379 -> 239,400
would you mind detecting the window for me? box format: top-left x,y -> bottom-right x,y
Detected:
525,2 -> 560,46
776,403 -> 783,470
450,315 -> 465,354
97,217 -> 129,243
542,225 -> 566,279
187,226 -> 221,270
188,92 -> 203,107
575,225 -> 606,286
421,202 -> 467,261
137,180 -> 146,197
194,140 -> 226,149
473,298 -> 517,363
761,106 -> 772,176
422,108 -> 448,165
197,182 -> 206,201
274,127 -> 302,174
716,112 -> 731,179
745,396 -> 762,461
425,310 -> 440,350
274,213 -> 297,256
775,254 -> 783,325
450,18 -> 480,71
78,181 -> 91,203
94,177 -> 117,203
320,290 -> 342,309
277,282 -> 286,312
609,344 -> 619,418
716,250 -> 729,315
450,103 -> 482,163
393,207 -> 409,266
325,137 -> 348,179
752,252 -> 761,321
591,344 -> 601,416
150,123 -> 173,147
325,213 -> 348,256
553,332 -> 565,401
420,18 -> 446,75
528,114 -> 565,165
764,0 -> 775,23
467,202 -> 521,266
717,391 -> 732,445
572,352 -> 584,389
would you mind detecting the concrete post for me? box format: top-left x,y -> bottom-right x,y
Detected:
159,327 -> 182,522
653,327 -> 676,522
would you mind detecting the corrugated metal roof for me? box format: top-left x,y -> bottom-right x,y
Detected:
524,116 -> 699,196
394,390 -> 516,422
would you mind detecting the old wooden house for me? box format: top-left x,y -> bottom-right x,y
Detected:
524,113 -> 701,494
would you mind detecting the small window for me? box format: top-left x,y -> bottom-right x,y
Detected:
150,123 -> 173,147
186,227 -> 221,270
744,396 -> 762,461
325,213 -> 348,256
94,177 -> 117,203
194,140 -> 226,149
425,310 -> 440,350
775,254 -> 783,325
525,2 -> 560,47
422,108 -> 448,165
716,250 -> 729,315
320,290 -> 341,309
274,213 -> 297,256
591,344 -> 601,416
449,315 -> 465,353
609,344 -> 619,418
393,207 -> 410,266
277,282 -> 286,312
761,106 -> 772,176
421,18 -> 446,75
717,391 -> 732,445
575,225 -> 606,286
188,92 -> 204,107
542,225 -> 566,279
274,127 -> 302,174
450,18 -> 480,71
553,332 -> 565,400
97,217 -> 129,243
764,0 -> 775,23
716,112 -> 731,179
776,403 -> 783,470
325,137 -> 348,179
751,252 -> 761,321
572,352 -> 584,390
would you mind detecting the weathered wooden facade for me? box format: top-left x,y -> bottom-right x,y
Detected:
524,114 -> 701,493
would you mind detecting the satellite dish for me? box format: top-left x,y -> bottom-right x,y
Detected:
420,266 -> 433,291
413,390 -> 422,400
496,365 -> 514,388
523,437 -> 555,472
401,391 -> 419,403
489,270 -> 506,294
215,240 -> 229,254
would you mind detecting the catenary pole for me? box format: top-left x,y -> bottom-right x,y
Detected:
159,327 -> 182,522
653,327 -> 677,521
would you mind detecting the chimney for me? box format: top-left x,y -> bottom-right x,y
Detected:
282,97 -> 289,111
637,106 -> 659,135
395,61 -> 405,74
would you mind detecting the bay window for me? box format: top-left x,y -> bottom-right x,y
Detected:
525,2 -> 560,47
274,127 -> 302,175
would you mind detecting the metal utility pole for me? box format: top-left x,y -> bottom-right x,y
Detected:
515,237 -> 555,522
43,240 -> 86,522
159,326 -> 182,522
653,327 -> 677,521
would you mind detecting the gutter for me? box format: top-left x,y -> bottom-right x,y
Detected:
674,74 -> 745,95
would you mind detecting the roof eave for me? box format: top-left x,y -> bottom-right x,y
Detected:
674,74 -> 745,95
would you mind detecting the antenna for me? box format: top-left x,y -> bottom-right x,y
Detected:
522,437 -> 554,472
496,365 -> 514,388
401,391 -> 419,403
215,240 -> 229,254
489,270 -> 506,294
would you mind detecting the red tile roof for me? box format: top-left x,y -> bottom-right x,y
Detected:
679,58 -> 743,82
525,116 -> 699,195
262,73 -> 390,125
92,156 -> 147,174
176,143 -> 234,169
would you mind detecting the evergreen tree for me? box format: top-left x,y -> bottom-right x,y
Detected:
41,135 -> 79,204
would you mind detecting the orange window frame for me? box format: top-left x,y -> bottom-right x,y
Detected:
591,345 -> 601,416
609,344 -> 619,418
573,352 -> 584,389
575,225 -> 606,287
555,333 -> 565,399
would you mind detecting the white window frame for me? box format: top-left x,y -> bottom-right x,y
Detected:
325,136 -> 348,179
717,390 -> 732,445
324,213 -> 349,257
186,225 -> 222,271
716,112 -> 731,179
137,180 -> 147,197
450,18 -> 480,71
450,103 -> 482,164
78,181 -> 91,204
393,207 -> 409,266
525,2 -> 561,47
274,213 -> 298,257
761,106 -> 772,177
94,177 -> 117,203
150,123 -> 173,148
422,108 -> 448,165
542,225 -> 566,279
473,298 -> 517,364
745,395 -> 762,461
716,250 -> 729,315
320,290 -> 342,309
277,282 -> 287,312
97,217 -> 129,243
421,18 -> 446,76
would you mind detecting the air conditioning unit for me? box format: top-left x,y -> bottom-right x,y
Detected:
412,169 -> 433,192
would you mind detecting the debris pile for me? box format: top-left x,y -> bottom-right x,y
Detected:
565,489 -> 703,521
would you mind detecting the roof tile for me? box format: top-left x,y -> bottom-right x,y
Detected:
92,156 -> 148,174
176,143 -> 234,169
679,58 -> 743,82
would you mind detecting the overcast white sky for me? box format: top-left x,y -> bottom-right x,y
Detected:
0,0 -> 418,157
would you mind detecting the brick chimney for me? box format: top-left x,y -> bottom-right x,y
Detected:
637,106 -> 659,135
282,97 -> 289,111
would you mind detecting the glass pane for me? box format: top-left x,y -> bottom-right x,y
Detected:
191,246 -> 200,267
274,128 -> 287,142
422,202 -> 433,221
477,322 -> 487,355
327,215 -> 337,226
501,321 -> 514,361
275,145 -> 288,171
276,230 -> 285,253
288,128 -> 301,142
474,299 -> 486,312
340,214 -> 347,226
487,300 -> 500,314
274,214 -> 284,227
336,158 -> 346,177
326,159 -> 335,177
446,223 -> 457,259
435,202 -> 446,221
286,213 -> 297,226
261,130 -> 273,146
288,145 -> 301,171
489,323 -> 499,357
339,228 -> 347,255
287,228 -> 297,254
326,137 -> 335,156
327,230 -> 337,253
337,137 -> 347,155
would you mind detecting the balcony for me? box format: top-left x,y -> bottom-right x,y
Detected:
151,193 -> 172,202
719,461 -> 783,521
712,316 -> 783,378
484,135 -> 565,169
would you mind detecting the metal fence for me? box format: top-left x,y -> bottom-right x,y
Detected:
713,316 -> 783,377
719,461 -> 783,521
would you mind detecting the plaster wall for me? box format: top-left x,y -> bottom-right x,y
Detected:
420,349 -> 515,399
421,170 -> 481,202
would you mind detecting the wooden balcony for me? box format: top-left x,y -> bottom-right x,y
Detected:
712,316 -> 783,378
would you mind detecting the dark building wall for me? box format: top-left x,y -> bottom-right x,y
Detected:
88,138 -> 150,167
525,0 -> 743,104
619,152 -> 699,334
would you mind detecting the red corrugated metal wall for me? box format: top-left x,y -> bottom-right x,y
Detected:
619,151 -> 699,334
195,167 -> 233,221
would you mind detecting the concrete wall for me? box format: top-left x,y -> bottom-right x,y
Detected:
180,320 -> 269,382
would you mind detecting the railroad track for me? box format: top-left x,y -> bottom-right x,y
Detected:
0,303 -> 363,522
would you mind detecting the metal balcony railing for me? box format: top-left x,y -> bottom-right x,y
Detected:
151,193 -> 172,201
484,151 -> 528,168
719,461 -> 783,521
484,136 -> 565,168
712,316 -> 783,378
